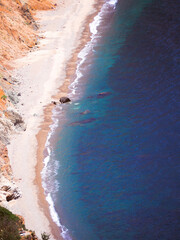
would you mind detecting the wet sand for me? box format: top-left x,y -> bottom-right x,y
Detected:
35,1 -> 103,239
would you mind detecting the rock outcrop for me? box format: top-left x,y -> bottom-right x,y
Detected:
60,96 -> 71,103
0,141 -> 21,203
21,3 -> 39,30
0,107 -> 26,145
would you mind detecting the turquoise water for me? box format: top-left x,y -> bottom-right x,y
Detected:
44,0 -> 180,239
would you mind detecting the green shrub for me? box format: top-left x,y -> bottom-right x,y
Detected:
0,206 -> 21,240
1,95 -> 7,100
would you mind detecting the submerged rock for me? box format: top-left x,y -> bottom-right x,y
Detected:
87,92 -> 111,99
97,91 -> 111,98
70,118 -> 96,126
60,97 -> 71,103
80,110 -> 90,115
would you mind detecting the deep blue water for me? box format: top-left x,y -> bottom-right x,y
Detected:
47,0 -> 180,239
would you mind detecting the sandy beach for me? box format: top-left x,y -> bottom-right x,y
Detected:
6,0 -> 98,239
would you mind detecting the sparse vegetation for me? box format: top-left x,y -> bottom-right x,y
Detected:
0,206 -> 21,240
0,206 -> 42,240
1,94 -> 7,100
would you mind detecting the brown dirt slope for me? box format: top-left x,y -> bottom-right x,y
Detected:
0,0 -> 56,202
0,0 -> 56,68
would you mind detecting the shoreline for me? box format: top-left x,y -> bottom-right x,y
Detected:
7,0 -> 104,239
36,1 -> 105,239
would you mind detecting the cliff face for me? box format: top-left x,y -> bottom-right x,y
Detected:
0,141 -> 21,203
0,0 -> 36,68
0,0 -> 55,68
0,0 -> 56,204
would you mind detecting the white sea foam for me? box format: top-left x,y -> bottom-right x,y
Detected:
69,0 -> 118,97
41,1 -> 118,239
46,193 -> 72,239
108,0 -> 118,6
89,13 -> 101,36
41,107 -> 71,239
46,193 -> 61,227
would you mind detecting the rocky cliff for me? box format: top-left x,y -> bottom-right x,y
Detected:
0,0 -> 56,205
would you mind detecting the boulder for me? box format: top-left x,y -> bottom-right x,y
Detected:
59,97 -> 71,104
1,185 -> 11,192
51,101 -> 57,105
6,194 -> 15,202
6,188 -> 21,202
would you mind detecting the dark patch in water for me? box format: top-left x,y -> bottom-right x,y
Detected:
97,91 -> 111,98
80,110 -> 91,115
69,118 -> 96,126
87,91 -> 111,99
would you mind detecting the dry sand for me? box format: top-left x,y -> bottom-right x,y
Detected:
7,0 -> 97,239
